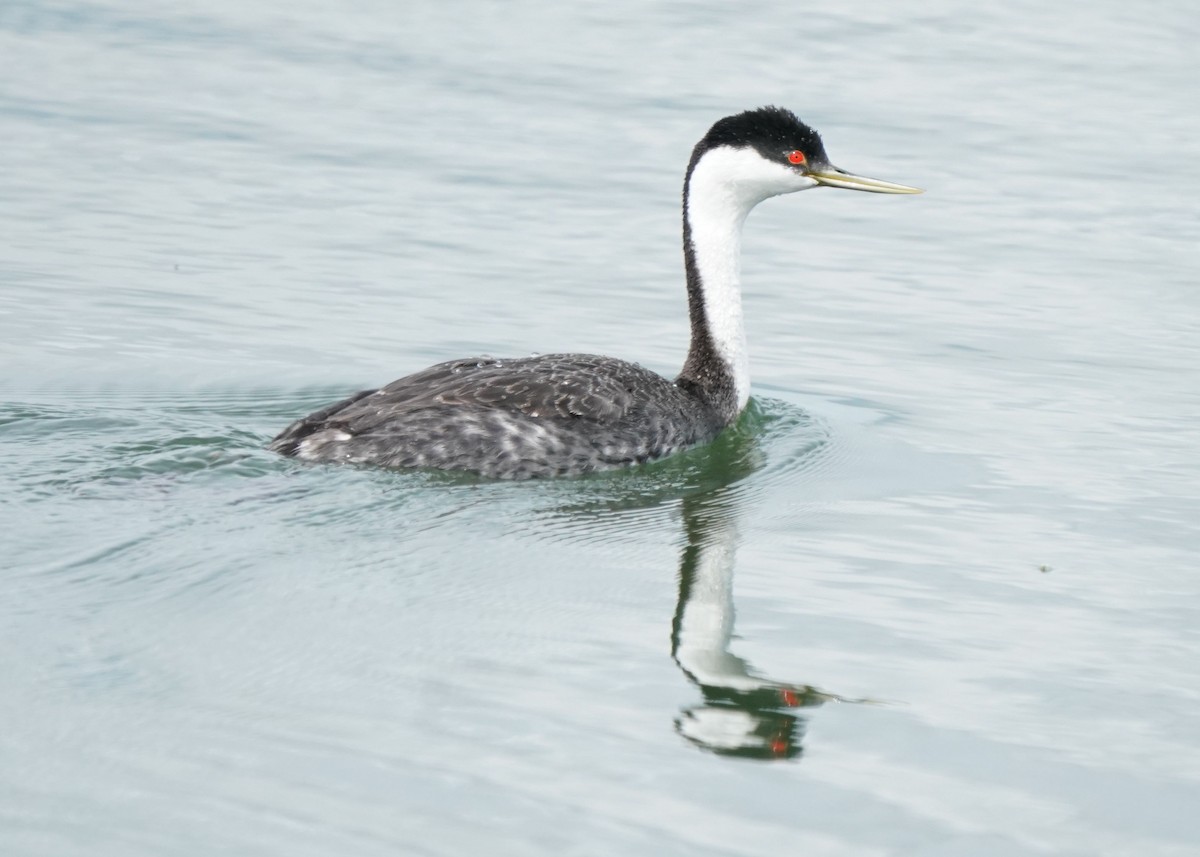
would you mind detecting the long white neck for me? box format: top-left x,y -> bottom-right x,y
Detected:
681,146 -> 800,419
672,512 -> 765,691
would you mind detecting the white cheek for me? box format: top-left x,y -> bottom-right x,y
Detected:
788,173 -> 820,192
690,147 -> 817,210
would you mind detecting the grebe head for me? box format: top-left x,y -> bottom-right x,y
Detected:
688,106 -> 922,205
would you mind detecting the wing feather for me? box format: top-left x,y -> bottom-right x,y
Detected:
288,354 -> 679,439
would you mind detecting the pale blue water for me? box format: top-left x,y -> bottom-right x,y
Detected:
2,1 -> 1199,855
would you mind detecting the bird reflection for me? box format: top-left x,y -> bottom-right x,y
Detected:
536,400 -> 859,760
669,490 -> 846,760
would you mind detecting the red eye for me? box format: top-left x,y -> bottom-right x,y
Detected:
787,150 -> 806,165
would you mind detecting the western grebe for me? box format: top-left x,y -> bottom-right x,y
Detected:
269,106 -> 921,479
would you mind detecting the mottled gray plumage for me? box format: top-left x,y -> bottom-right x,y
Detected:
269,354 -> 724,479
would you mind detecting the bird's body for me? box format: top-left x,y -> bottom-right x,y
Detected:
270,353 -> 723,479
269,107 -> 920,479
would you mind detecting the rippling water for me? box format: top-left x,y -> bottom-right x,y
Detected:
3,1 -> 1198,855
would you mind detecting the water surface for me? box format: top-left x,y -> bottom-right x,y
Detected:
2,2 -> 1198,855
